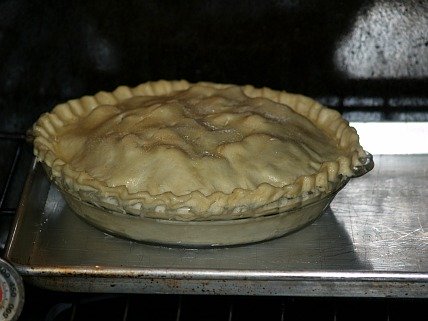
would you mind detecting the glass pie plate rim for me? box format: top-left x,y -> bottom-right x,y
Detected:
58,153 -> 374,247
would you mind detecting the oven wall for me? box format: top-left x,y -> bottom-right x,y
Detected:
0,0 -> 427,132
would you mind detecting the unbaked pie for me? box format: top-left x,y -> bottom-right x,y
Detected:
32,80 -> 369,224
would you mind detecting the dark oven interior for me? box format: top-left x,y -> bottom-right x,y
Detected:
1,0 -> 427,320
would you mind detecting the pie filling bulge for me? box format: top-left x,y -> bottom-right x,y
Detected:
32,80 -> 367,220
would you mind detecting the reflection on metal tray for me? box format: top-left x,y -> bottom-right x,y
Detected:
57,154 -> 372,247
5,123 -> 428,298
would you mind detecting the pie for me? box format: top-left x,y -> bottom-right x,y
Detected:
32,80 -> 369,221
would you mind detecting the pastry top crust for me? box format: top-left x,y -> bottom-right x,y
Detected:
32,80 -> 366,220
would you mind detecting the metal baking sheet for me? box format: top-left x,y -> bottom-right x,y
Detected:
5,122 -> 428,298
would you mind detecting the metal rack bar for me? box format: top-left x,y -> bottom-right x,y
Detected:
0,144 -> 21,209
0,133 -> 26,140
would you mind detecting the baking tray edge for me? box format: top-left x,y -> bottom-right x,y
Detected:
4,159 -> 428,298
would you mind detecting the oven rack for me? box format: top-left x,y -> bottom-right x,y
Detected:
0,132 -> 29,253
18,284 -> 428,321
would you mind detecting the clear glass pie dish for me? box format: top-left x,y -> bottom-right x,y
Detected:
53,153 -> 373,247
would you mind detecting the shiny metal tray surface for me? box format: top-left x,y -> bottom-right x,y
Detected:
5,122 -> 428,298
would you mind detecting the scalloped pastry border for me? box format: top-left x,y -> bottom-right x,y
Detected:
32,80 -> 367,221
